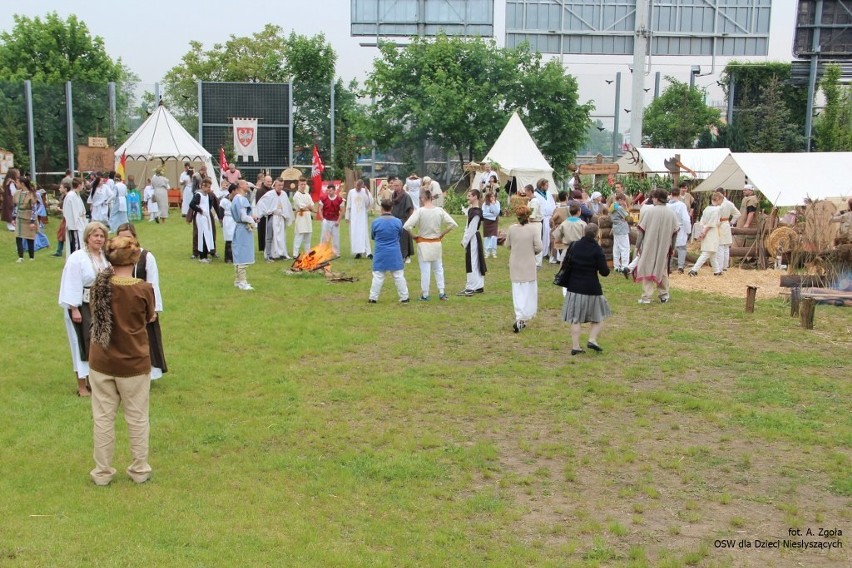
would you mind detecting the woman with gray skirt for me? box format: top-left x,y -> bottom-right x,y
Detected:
557,223 -> 611,355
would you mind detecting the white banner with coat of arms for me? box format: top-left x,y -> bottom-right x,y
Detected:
233,118 -> 259,161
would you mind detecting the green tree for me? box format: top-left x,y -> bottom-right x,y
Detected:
364,35 -> 592,179
162,26 -> 365,176
720,62 -> 807,152
814,63 -> 852,151
749,75 -> 804,152
0,12 -> 134,173
642,78 -> 720,148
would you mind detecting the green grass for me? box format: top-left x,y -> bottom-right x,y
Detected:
0,215 -> 850,567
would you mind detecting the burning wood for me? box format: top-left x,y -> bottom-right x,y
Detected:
291,242 -> 336,272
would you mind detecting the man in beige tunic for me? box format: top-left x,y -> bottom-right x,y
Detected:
403,189 -> 458,301
635,189 -> 680,304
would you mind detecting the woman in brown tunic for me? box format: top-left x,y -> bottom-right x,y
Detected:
88,235 -> 156,486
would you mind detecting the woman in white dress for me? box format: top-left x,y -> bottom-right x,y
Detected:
58,221 -> 110,396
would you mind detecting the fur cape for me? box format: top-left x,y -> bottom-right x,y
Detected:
90,268 -> 114,348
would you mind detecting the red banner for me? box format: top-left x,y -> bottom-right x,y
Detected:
311,144 -> 325,202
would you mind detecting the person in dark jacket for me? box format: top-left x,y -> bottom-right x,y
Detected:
558,223 -> 611,355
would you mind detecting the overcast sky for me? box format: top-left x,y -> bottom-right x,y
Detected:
1,0 -> 799,129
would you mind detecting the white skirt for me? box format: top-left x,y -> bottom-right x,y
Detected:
512,280 -> 538,322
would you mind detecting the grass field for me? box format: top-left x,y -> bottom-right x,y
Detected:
0,214 -> 849,567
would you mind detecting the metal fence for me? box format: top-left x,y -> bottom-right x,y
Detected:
0,80 -> 158,188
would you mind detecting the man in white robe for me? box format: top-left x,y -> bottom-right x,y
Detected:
63,178 -> 88,256
403,188 -> 458,300
529,179 -> 556,266
346,180 -> 373,258
189,178 -> 217,262
255,179 -> 294,261
180,163 -> 193,217
292,178 -> 315,257
667,187 -> 692,274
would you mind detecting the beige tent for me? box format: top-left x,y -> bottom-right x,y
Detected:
114,103 -> 219,193
692,152 -> 852,206
482,112 -> 557,193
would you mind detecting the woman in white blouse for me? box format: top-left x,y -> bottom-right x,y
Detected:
58,222 -> 110,396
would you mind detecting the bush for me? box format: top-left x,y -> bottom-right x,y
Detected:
441,185 -> 468,215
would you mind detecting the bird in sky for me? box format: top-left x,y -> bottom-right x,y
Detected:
624,109 -> 631,114
605,80 -> 613,85
644,88 -> 651,92
596,126 -> 606,132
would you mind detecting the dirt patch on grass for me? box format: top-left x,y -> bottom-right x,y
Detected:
669,267 -> 786,300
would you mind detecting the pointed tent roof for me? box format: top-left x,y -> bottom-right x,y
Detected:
116,103 -> 211,162
482,112 -> 556,191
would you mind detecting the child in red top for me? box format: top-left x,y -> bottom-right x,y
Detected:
318,183 -> 345,256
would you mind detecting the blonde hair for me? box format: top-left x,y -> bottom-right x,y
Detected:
83,222 -> 109,248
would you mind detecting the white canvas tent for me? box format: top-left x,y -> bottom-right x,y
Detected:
614,147 -> 731,177
482,112 -> 557,193
692,152 -> 852,206
115,103 -> 220,193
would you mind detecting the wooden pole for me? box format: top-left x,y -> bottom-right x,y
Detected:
800,297 -> 816,329
745,286 -> 758,313
790,287 -> 801,316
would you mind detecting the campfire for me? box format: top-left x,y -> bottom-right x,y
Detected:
291,242 -> 335,272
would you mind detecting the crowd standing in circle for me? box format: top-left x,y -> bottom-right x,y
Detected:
23,162 -> 806,487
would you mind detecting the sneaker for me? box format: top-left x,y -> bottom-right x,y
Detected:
367,254 -> 373,259
368,299 -> 377,304
637,298 -> 652,304
438,293 -> 448,301
51,252 -> 63,257
355,253 -> 361,259
15,258 -> 23,263
587,341 -> 603,352
621,267 -> 630,279
29,258 -> 34,262
399,298 -> 410,304
405,257 -> 411,264
190,255 -> 197,260
456,289 -> 474,297
474,288 -> 484,294
512,321 -> 520,333
688,270 -> 698,277
198,258 -> 211,264
660,296 -> 670,304
677,267 -> 684,274
713,272 -> 723,276
419,295 -> 430,301
518,320 -> 526,330
238,283 -> 254,291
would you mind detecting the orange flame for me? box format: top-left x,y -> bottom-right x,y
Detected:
292,242 -> 335,271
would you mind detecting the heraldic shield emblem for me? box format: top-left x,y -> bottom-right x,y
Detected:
237,127 -> 255,148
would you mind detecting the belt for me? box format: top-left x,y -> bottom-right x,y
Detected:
415,236 -> 442,243
720,218 -> 730,222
